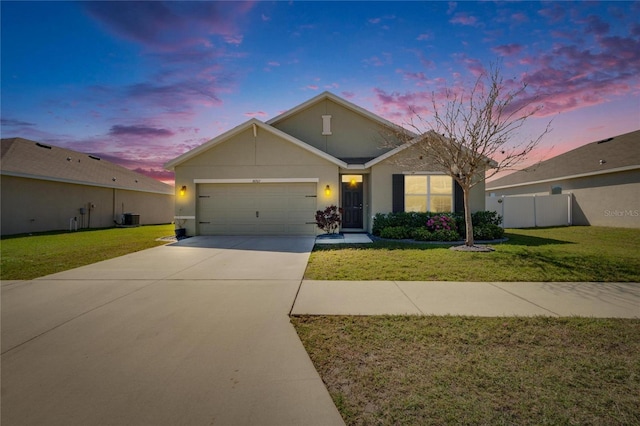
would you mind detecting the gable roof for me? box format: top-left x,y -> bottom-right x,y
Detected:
1,138 -> 174,194
365,130 -> 499,169
164,118 -> 348,170
487,129 -> 640,190
267,91 -> 415,138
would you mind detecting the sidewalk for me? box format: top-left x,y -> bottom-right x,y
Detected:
292,281 -> 640,318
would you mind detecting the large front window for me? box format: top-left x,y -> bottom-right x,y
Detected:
405,175 -> 453,213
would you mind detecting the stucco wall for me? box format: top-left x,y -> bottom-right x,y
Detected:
271,99 -> 397,159
1,175 -> 174,236
370,148 -> 487,226
174,127 -> 339,236
486,170 -> 640,228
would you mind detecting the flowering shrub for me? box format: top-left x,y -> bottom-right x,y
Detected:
426,215 -> 456,232
315,205 -> 343,234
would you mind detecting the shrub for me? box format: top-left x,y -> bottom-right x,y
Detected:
472,210 -> 503,226
379,226 -> 412,240
473,223 -> 505,240
426,215 -> 456,232
431,229 -> 462,242
411,228 -> 433,241
315,205 -> 343,234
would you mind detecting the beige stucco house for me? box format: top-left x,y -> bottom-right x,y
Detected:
486,129 -> 640,228
165,92 -> 487,236
1,138 -> 174,236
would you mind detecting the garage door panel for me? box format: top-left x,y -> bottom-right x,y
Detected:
197,182 -> 317,236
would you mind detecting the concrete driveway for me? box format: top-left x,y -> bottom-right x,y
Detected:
1,236 -> 344,426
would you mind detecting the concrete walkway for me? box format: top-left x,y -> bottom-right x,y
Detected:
292,280 -> 640,318
1,236 -> 345,426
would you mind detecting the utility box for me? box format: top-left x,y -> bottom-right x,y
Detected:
123,213 -> 140,226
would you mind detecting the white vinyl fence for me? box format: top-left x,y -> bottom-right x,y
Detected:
486,194 -> 572,228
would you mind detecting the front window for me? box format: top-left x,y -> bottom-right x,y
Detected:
405,175 -> 453,213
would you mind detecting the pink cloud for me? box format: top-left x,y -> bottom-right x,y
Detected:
492,43 -> 523,57
84,2 -> 253,50
244,111 -> 268,118
538,4 -> 566,24
449,12 -> 479,27
510,12 -> 528,24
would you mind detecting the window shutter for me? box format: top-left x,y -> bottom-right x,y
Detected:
392,174 -> 405,213
454,181 -> 464,213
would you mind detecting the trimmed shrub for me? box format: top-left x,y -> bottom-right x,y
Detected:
473,223 -> 505,240
373,210 -> 502,241
379,226 -> 412,240
431,229 -> 462,242
411,228 -> 433,241
472,210 -> 503,226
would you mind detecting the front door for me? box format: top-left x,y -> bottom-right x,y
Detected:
341,175 -> 363,229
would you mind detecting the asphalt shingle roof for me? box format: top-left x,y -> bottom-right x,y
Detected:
1,138 -> 174,194
486,129 -> 640,189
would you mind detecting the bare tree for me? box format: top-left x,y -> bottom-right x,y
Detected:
388,62 -> 551,248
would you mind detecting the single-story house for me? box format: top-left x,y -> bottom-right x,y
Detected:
1,138 -> 175,236
486,129 -> 640,228
165,91 -> 488,236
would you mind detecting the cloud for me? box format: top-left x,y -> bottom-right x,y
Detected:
583,15 -> 610,36
492,44 -> 523,57
449,12 -> 479,27
244,111 -> 268,118
538,4 -> 566,24
84,2 -> 253,50
108,125 -> 175,137
1,118 -> 36,127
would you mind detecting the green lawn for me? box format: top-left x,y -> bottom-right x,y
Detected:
0,224 -> 175,280
305,227 -> 640,282
293,315 -> 640,426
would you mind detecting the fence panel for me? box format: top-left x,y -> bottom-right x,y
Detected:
486,194 -> 571,228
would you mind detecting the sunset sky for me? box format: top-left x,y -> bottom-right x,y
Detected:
2,1 -> 639,185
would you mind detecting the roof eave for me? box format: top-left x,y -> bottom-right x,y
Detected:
164,118 -> 347,170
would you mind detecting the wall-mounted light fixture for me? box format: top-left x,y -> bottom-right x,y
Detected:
325,185 -> 331,196
180,185 -> 187,196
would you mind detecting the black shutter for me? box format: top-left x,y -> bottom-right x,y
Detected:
454,181 -> 464,213
392,174 -> 405,213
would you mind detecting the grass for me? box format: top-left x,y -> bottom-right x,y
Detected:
292,315 -> 640,426
0,224 -> 174,280
305,227 -> 640,282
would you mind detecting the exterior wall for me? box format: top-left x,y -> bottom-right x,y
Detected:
369,154 -> 486,232
486,170 -> 640,228
174,127 -> 339,236
0,175 -> 174,236
272,99 -> 397,159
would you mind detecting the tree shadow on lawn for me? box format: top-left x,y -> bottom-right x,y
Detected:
502,232 -> 574,247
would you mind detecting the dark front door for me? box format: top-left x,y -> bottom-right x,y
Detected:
342,180 -> 363,228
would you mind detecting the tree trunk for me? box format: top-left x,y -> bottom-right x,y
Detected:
463,186 -> 474,246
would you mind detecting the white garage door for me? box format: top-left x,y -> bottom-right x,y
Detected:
197,182 -> 318,235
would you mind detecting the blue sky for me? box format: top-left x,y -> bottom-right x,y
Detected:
2,1 -> 639,184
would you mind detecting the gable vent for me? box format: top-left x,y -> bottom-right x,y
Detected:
322,115 -> 332,135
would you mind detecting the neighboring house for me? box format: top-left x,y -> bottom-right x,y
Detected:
165,92 -> 487,236
1,138 -> 175,236
486,129 -> 640,228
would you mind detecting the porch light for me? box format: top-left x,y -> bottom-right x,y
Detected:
180,185 -> 187,196
325,185 -> 331,196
